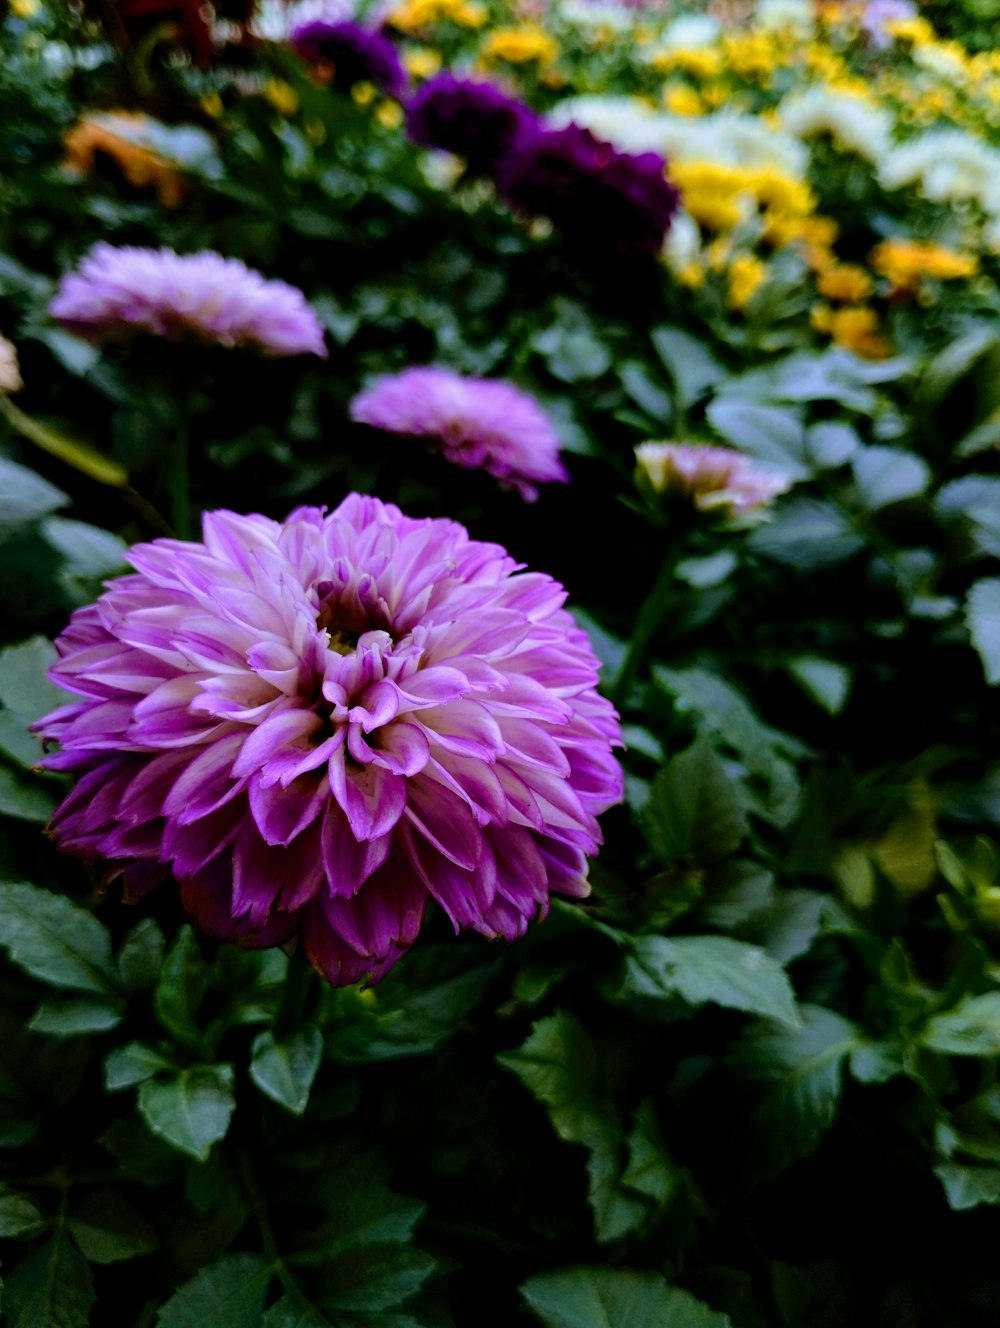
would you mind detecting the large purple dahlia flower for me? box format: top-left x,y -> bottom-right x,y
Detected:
495,123 -> 679,254
405,74 -> 538,175
349,366 -> 569,502
49,245 -> 327,358
36,496 -> 622,986
289,20 -> 406,96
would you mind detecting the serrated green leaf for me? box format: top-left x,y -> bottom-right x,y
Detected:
105,1042 -> 175,1091
641,735 -> 748,866
0,1185 -> 46,1239
68,1188 -> 158,1263
966,579 -> 1000,685
0,881 -> 120,995
117,919 -> 166,994
622,935 -> 798,1026
748,499 -> 865,571
138,1065 -> 235,1161
0,457 -> 66,529
154,926 -> 209,1050
260,1297 -> 328,1328
650,326 -> 725,409
29,996 -> 122,1036
289,1188 -> 426,1265
0,636 -> 65,727
156,1252 -> 272,1328
320,1245 -> 436,1313
5,1229 -> 95,1328
522,1267 -> 732,1328
706,398 -> 807,477
920,993 -> 1000,1056
935,1163 -> 1000,1211
621,1100 -> 677,1205
250,1024 -> 322,1116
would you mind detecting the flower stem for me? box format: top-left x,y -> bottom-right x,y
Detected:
611,540 -> 685,711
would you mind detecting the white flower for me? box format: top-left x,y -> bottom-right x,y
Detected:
779,87 -> 893,162
656,13 -> 721,47
547,96 -> 672,156
878,130 -> 1000,213
661,208 -> 701,273
756,0 -> 814,31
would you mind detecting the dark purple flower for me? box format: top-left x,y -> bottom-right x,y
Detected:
495,122 -> 680,254
49,244 -> 327,357
289,20 -> 406,96
405,73 -> 538,175
36,495 -> 622,987
350,366 -> 568,501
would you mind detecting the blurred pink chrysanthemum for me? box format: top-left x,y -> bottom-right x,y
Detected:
36,495 -> 622,986
635,441 -> 790,517
350,366 -> 569,502
49,244 -> 327,358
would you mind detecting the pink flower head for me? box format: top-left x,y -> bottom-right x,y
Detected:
635,441 -> 790,517
36,496 -> 622,986
49,244 -> 327,358
350,366 -> 569,502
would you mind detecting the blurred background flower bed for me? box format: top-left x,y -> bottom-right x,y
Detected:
1,0 -> 1000,1323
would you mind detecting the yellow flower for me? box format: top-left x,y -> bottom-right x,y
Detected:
375,100 -> 404,129
816,264 -> 873,303
480,26 -> 558,65
652,47 -> 723,79
351,81 -> 377,107
388,0 -> 486,31
817,305 -> 893,359
663,84 -> 704,117
200,92 -> 224,119
678,262 -> 706,288
403,47 -> 442,79
766,213 -> 839,268
885,16 -> 935,44
727,254 -> 768,310
10,0 -> 39,15
701,82 -> 730,109
749,167 -> 814,216
721,31 -> 778,82
870,239 -> 979,291
708,237 -> 733,272
304,117 -> 326,146
264,80 -> 299,116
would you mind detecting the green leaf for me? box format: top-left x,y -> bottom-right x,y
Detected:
641,735 -> 748,865
117,918 -> 166,994
250,1024 -> 323,1116
935,1163 -> 1000,1211
499,1011 -> 647,1241
320,1246 -> 436,1313
966,579 -> 1000,685
729,1005 -> 860,1178
0,457 -> 66,530
154,926 -> 209,1050
804,421 -> 860,469
748,499 -> 865,571
261,1298 -> 328,1328
68,1188 -> 159,1263
522,1267 -> 732,1328
138,1064 -> 236,1161
0,1185 -> 46,1240
105,1041 -> 175,1092
621,1100 -> 679,1206
622,935 -> 798,1026
288,1188 -> 426,1265
0,764 -> 56,822
0,636 -> 65,727
852,446 -> 929,509
0,881 -> 120,995
650,326 -> 725,409
706,398 -> 807,478
786,657 -> 851,715
156,1253 -> 272,1328
29,995 -> 123,1036
4,1229 -> 95,1328
920,993 -> 1000,1056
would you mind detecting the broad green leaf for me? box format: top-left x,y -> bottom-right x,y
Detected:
0,636 -> 65,726
320,1245 -> 437,1313
105,1042 -> 175,1092
729,1005 -> 859,1178
622,935 -> 798,1027
650,326 -> 725,409
0,765 -> 56,822
620,360 -> 672,424
706,398 -> 807,477
804,421 -> 859,469
852,446 -> 929,509
921,993 -> 1000,1056
29,996 -> 123,1036
522,1267 -> 732,1328
250,1024 -> 323,1116
641,735 -> 748,866
675,550 -> 737,589
621,1100 -> 678,1206
0,457 -> 66,529
935,1163 -> 1000,1211
138,1064 -> 235,1161
0,1185 -> 46,1240
499,1011 -> 648,1241
261,1298 -> 328,1327
117,918 -> 166,993
42,518 -> 128,594
4,1229 -> 95,1328
288,1188 -> 425,1265
966,580 -> 1000,685
156,1252 -> 272,1328
0,881 -> 119,995
919,324 -> 999,403
786,657 -> 851,716
68,1188 -> 158,1263
154,926 -> 209,1050
748,499 -> 865,572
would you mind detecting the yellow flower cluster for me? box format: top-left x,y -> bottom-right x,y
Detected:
727,254 -> 768,311
811,304 -> 893,359
870,240 -> 979,291
480,26 -> 559,65
672,162 -> 816,235
650,47 -> 723,79
816,264 -> 873,303
388,0 -> 486,33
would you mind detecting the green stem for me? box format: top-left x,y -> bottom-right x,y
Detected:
611,539 -> 686,711
167,408 -> 192,540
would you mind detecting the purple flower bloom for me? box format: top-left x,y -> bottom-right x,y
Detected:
350,366 -> 569,502
860,0 -> 916,45
49,244 -> 327,358
495,122 -> 680,254
405,74 -> 538,175
289,20 -> 406,96
635,441 -> 790,517
36,495 -> 622,986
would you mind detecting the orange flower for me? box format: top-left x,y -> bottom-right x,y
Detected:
816,264 -> 873,303
870,239 -> 979,292
63,113 -> 186,208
